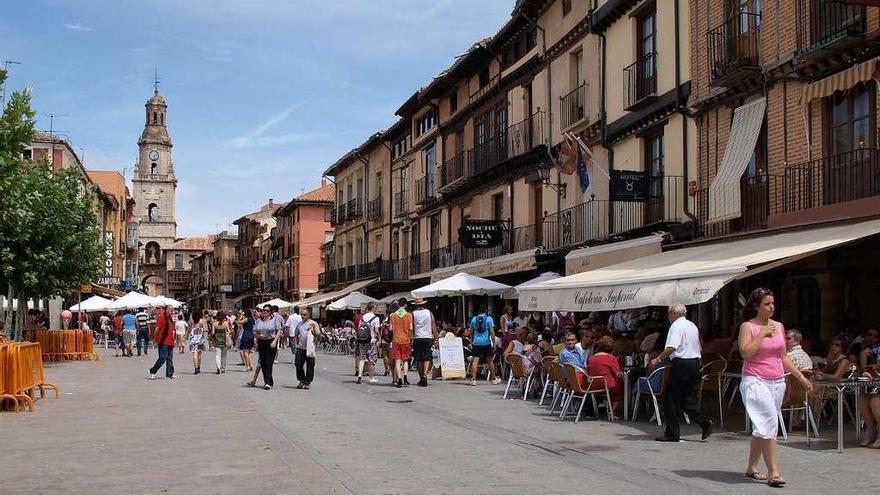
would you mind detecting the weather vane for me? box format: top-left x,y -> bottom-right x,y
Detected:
153,67 -> 160,93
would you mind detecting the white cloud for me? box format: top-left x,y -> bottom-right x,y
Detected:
225,103 -> 320,148
63,23 -> 95,32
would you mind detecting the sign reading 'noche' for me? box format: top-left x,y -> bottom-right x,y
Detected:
458,220 -> 503,248
522,276 -> 730,312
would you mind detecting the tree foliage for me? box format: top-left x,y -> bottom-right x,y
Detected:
0,71 -> 104,305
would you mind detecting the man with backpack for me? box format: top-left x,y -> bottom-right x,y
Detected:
355,302 -> 381,384
469,305 -> 501,386
411,298 -> 436,387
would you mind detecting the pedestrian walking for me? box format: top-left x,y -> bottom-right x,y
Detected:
175,314 -> 188,354
189,316 -> 206,374
121,309 -> 137,357
285,306 -> 302,352
469,305 -> 501,385
389,299 -> 413,388
738,288 -> 812,487
211,310 -> 232,374
294,307 -> 321,389
355,302 -> 381,384
411,298 -> 436,387
135,307 -> 150,356
148,305 -> 177,380
237,309 -> 255,371
248,306 -> 281,390
651,304 -> 713,443
111,312 -> 124,356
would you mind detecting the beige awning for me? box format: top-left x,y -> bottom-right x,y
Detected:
707,97 -> 766,224
565,234 -> 663,275
429,248 -> 538,283
521,218 -> 880,312
295,278 -> 378,308
802,57 -> 879,104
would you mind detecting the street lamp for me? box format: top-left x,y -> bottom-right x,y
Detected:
537,157 -> 567,198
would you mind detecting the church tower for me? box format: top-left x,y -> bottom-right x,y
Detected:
131,82 -> 177,289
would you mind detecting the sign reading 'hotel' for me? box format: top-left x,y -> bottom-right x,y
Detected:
458,220 -> 503,249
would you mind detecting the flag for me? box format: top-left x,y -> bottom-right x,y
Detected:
558,137 -> 577,175
576,141 -> 589,193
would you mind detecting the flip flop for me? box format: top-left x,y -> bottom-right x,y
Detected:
745,472 -> 768,481
768,476 -> 786,488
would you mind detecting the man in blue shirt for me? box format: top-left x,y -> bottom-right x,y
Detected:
469,305 -> 501,386
121,309 -> 137,357
558,332 -> 586,370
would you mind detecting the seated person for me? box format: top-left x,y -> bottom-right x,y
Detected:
502,328 -> 529,360
784,328 -> 813,370
587,336 -> 624,415
857,327 -> 880,447
559,331 -> 587,387
575,327 -> 595,362
811,335 -> 853,415
521,333 -> 543,377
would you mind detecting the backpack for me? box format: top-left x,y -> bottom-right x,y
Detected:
356,315 -> 377,343
555,311 -> 575,329
474,315 -> 488,335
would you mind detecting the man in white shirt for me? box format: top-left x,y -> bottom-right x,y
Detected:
410,298 -> 436,387
285,305 -> 303,352
650,303 -> 712,442
356,302 -> 381,384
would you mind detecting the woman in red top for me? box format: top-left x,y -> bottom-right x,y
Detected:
587,336 -> 623,414
148,305 -> 177,379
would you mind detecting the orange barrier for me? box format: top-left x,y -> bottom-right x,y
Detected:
0,341 -> 59,412
23,330 -> 99,362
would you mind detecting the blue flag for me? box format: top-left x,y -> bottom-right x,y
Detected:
576,143 -> 590,193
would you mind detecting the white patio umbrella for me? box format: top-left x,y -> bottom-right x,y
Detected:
503,272 -> 561,299
106,291 -> 157,311
257,298 -> 294,310
69,295 -> 113,312
411,272 -> 511,325
151,295 -> 183,308
327,291 -> 380,311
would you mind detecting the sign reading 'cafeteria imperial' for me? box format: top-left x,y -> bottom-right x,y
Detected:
458,220 -> 503,248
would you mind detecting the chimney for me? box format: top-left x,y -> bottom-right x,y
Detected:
321,178 -> 327,186
268,198 -> 274,208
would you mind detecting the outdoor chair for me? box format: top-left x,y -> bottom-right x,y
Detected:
538,356 -> 559,406
779,370 -> 819,442
818,365 -> 858,427
723,359 -> 744,411
503,354 -> 534,400
632,364 -> 671,425
548,362 -> 572,416
560,363 -> 614,423
698,358 -> 728,428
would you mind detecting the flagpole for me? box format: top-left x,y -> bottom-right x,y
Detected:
566,132 -> 611,180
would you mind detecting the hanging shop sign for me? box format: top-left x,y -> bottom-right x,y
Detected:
458,220 -> 503,248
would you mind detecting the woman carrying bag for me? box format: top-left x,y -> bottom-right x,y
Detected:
211,310 -> 232,374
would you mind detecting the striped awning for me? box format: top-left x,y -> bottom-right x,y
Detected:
707,98 -> 766,224
802,57 -> 879,104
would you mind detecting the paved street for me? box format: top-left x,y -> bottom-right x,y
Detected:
2,348 -> 877,495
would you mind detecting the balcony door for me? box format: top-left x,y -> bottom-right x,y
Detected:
644,132 -> 665,225
727,0 -> 761,65
825,83 -> 876,205
636,7 -> 657,101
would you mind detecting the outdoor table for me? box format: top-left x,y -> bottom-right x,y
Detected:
812,377 -> 880,453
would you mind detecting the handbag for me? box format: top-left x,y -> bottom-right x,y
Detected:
225,331 -> 233,348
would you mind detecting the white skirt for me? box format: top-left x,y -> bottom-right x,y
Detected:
741,375 -> 786,439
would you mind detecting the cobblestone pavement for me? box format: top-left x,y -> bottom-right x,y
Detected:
2,347 -> 877,495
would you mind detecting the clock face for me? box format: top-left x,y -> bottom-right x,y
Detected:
149,149 -> 159,160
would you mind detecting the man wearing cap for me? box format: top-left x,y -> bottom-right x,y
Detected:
411,298 -> 437,387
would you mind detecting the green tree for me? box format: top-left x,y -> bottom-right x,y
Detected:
0,71 -> 104,338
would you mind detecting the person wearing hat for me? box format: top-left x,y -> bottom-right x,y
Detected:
411,297 -> 436,387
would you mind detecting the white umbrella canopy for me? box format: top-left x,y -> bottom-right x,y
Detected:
151,295 -> 183,308
69,295 -> 113,312
257,298 -> 294,310
503,272 -> 561,299
327,291 -> 380,311
106,291 -> 157,311
411,272 -> 512,298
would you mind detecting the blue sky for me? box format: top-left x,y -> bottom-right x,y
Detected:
1,0 -> 512,236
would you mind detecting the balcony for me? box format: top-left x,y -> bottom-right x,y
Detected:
783,147 -> 880,211
695,175 -> 779,238
623,52 -> 658,111
439,111 -> 545,193
345,198 -> 363,220
560,81 -> 587,129
329,208 -> 338,225
797,0 -> 866,56
394,189 -> 409,218
542,176 -> 686,250
367,197 -> 383,221
379,259 -> 409,281
336,205 -> 347,223
318,261 -> 379,289
414,175 -> 437,205
707,12 -> 761,87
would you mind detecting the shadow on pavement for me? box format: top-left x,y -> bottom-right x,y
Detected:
672,470 -> 755,484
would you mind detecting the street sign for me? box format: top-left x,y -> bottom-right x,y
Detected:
458,219 -> 503,248
610,170 -> 649,201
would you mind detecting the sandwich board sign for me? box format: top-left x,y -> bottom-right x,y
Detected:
439,332 -> 466,380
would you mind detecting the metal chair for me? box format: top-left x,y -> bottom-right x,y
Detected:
548,362 -> 571,416
779,370 -> 819,442
538,356 -> 559,406
698,358 -> 728,428
560,363 -> 614,423
503,354 -> 534,400
632,365 -> 671,425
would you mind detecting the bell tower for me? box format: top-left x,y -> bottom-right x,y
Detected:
131,74 -> 177,291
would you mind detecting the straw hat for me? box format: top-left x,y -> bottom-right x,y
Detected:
412,297 -> 428,306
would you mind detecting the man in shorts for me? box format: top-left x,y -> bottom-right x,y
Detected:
122,309 -> 137,357
135,307 -> 150,356
469,305 -> 501,386
410,298 -> 436,387
389,298 -> 413,388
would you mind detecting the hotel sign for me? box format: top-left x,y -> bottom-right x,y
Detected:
610,170 -> 649,201
458,220 -> 503,249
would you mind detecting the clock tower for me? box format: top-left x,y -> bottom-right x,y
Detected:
131,85 -> 178,292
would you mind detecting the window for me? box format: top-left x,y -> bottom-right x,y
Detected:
393,135 -> 411,160
152,112 -> 157,124
479,66 -> 490,88
492,193 -> 504,221
637,7 -> 657,80
22,149 -> 32,160
392,230 -> 400,260
827,83 -> 875,155
147,203 -> 159,222
410,221 -> 420,255
375,172 -> 382,198
174,254 -> 183,270
449,90 -> 458,114
570,50 -> 583,89
424,143 -> 436,175
562,0 -> 572,16
475,114 -> 488,145
644,130 -> 665,223
150,162 -> 158,174
494,104 -> 507,135
417,109 -> 437,137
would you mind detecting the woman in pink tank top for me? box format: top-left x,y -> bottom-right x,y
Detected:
738,288 -> 812,488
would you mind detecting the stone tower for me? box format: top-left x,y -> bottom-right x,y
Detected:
131,86 -> 177,293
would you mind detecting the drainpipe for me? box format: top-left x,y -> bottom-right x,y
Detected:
598,24 -> 614,231
673,0 -> 698,231
355,152 -> 370,268
517,9 -> 557,246
380,140 -> 395,276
